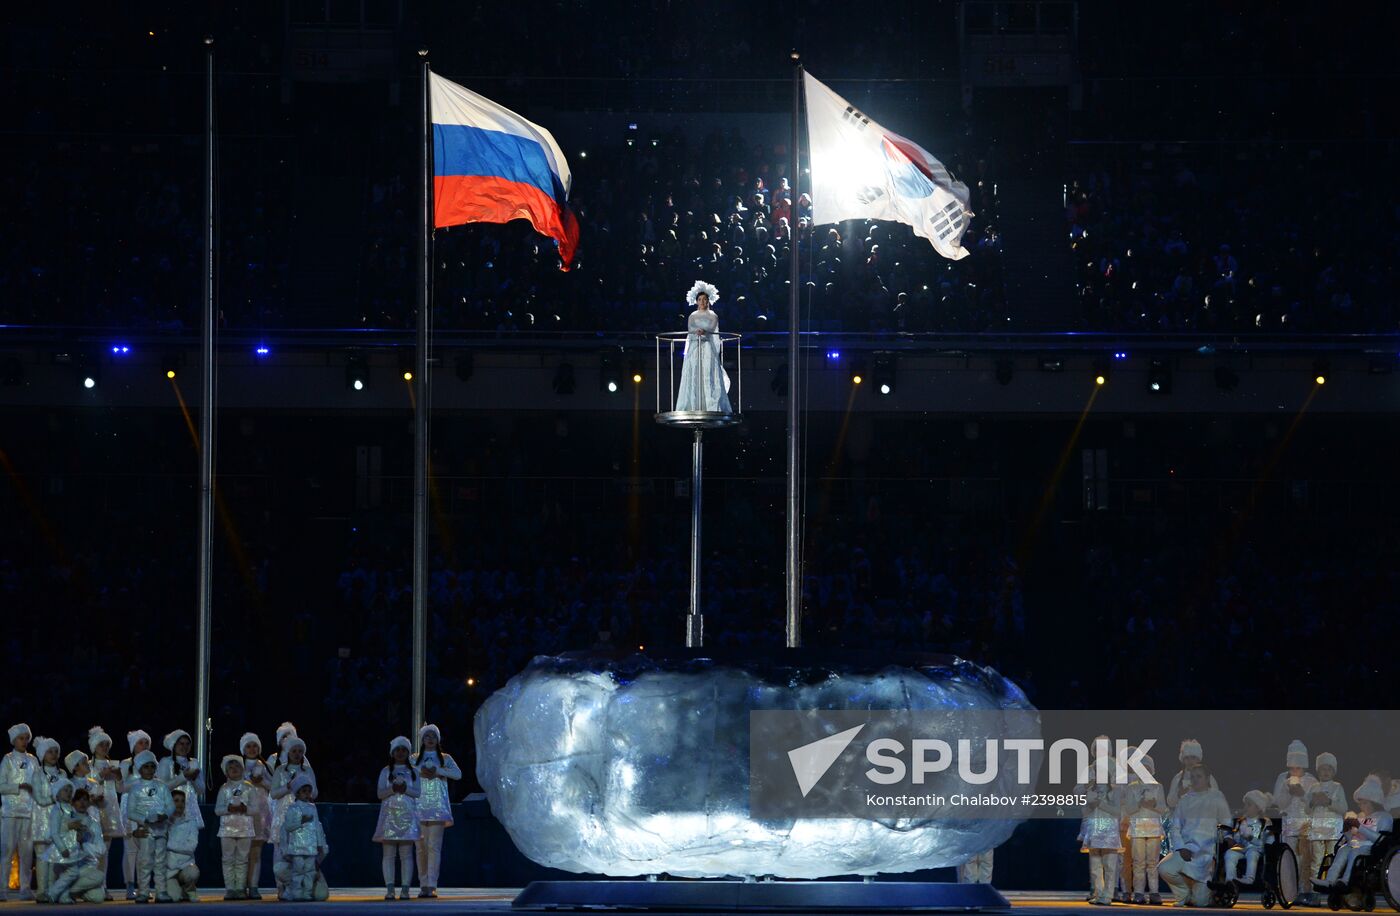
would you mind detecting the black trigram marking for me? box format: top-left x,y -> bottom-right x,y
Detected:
930,200 -> 967,241
842,106 -> 871,130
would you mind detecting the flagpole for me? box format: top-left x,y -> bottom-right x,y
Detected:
194,34 -> 216,793
785,52 -> 803,648
412,49 -> 431,735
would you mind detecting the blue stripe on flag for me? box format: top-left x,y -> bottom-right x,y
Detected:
433,124 -> 562,202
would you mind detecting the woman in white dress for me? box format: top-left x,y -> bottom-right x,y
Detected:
674,281 -> 732,413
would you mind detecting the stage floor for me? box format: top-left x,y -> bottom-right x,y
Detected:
0,888 -> 1322,913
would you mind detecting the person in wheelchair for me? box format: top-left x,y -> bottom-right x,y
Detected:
1317,775 -> 1394,901
1221,790 -> 1274,889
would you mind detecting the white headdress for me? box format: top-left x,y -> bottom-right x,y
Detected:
686,281 -> 720,308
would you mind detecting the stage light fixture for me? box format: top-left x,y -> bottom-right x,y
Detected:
110,344 -> 131,356
599,351 -> 621,393
872,354 -> 895,395
345,353 -> 369,391
1313,358 -> 1329,386
161,352 -> 183,380
1092,356 -> 1111,387
1038,356 -> 1064,373
995,359 -> 1014,386
1214,366 -> 1240,392
553,362 -> 576,395
255,344 -> 271,358
632,373 -> 643,384
83,376 -> 97,389
1147,358 -> 1172,394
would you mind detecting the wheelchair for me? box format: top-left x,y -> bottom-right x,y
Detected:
1317,830 -> 1398,912
1208,820 -> 1301,909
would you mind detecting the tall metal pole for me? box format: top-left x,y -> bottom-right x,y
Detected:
412,51 -> 431,734
686,430 -> 704,647
785,54 -> 803,648
194,36 -> 217,791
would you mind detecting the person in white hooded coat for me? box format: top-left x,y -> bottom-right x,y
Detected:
1159,765 -> 1233,907
1320,775 -> 1395,891
86,727 -> 125,895
156,729 -> 205,797
1304,752 -> 1347,905
278,773 -> 321,901
30,736 -> 67,900
46,784 -> 106,904
1165,739 -> 1219,808
163,787 -> 201,902
0,723 -> 39,902
1270,739 -> 1318,897
376,736 -> 422,900
411,723 -> 461,898
1123,753 -> 1167,904
118,728 -> 153,898
269,736 -> 317,899
239,732 -> 273,899
125,749 -> 176,903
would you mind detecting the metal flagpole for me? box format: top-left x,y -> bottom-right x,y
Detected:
194,35 -> 217,792
412,50 -> 431,734
785,53 -> 803,648
686,429 -> 704,647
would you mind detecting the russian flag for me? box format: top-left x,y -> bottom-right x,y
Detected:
431,72 -> 579,269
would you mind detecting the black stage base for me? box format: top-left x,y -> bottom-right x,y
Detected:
512,880 -> 1010,911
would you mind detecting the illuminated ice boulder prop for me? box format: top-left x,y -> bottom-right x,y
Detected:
475,653 -> 1038,879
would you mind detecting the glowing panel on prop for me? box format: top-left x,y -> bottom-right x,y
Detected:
474,654 -> 1037,879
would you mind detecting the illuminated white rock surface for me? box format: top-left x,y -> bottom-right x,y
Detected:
474,654 -> 1038,879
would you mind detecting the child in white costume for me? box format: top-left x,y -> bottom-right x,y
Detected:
0,723 -> 39,902
157,729 -> 206,796
1321,776 -> 1395,889
217,755 -> 257,899
1165,739 -> 1219,808
86,728 -> 125,895
1304,753 -> 1346,904
1222,789 -> 1272,885
269,737 -> 317,899
1079,749 -> 1123,907
376,736 -> 422,900
278,773 -> 322,901
240,732 -> 273,899
119,728 -> 153,898
1270,739 -> 1318,896
46,785 -> 107,904
30,736 -> 66,900
1123,753 -> 1167,904
1159,765 -> 1233,907
39,778 -> 85,903
164,787 -> 201,902
411,723 -> 462,898
125,748 -> 176,903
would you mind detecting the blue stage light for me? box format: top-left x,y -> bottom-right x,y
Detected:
255,345 -> 271,357
1113,351 -> 1127,360
111,344 -> 131,355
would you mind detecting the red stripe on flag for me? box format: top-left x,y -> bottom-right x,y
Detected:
434,175 -> 579,270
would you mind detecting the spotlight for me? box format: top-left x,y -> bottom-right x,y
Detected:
161,352 -> 183,380
552,362 -> 576,395
1038,356 -> 1065,373
628,356 -> 646,386
1313,358 -> 1329,386
345,353 -> 369,391
825,349 -> 841,368
398,350 -> 415,382
110,344 -> 131,356
1147,358 -> 1172,394
872,353 -> 895,395
403,370 -> 413,381
632,373 -> 643,384
599,351 -> 621,393
1214,365 -> 1240,392
455,353 -> 475,382
1092,356 -> 1111,387
254,344 -> 271,358
995,359 -> 1014,386
83,376 -> 97,389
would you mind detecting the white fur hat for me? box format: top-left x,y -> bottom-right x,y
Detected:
1354,775 -> 1387,807
389,736 -> 412,755
7,723 -> 31,744
418,724 -> 441,747
221,754 -> 243,776
1140,754 -> 1156,775
1316,752 -> 1337,773
50,776 -> 73,800
1179,738 -> 1203,761
685,280 -> 720,307
281,736 -> 306,757
275,722 -> 298,748
163,729 -> 191,752
1244,789 -> 1272,813
88,726 -> 112,755
133,749 -> 158,770
289,772 -> 315,797
33,736 -> 59,761
1286,739 -> 1309,769
64,750 -> 90,773
127,729 -> 151,752
239,733 -> 262,755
